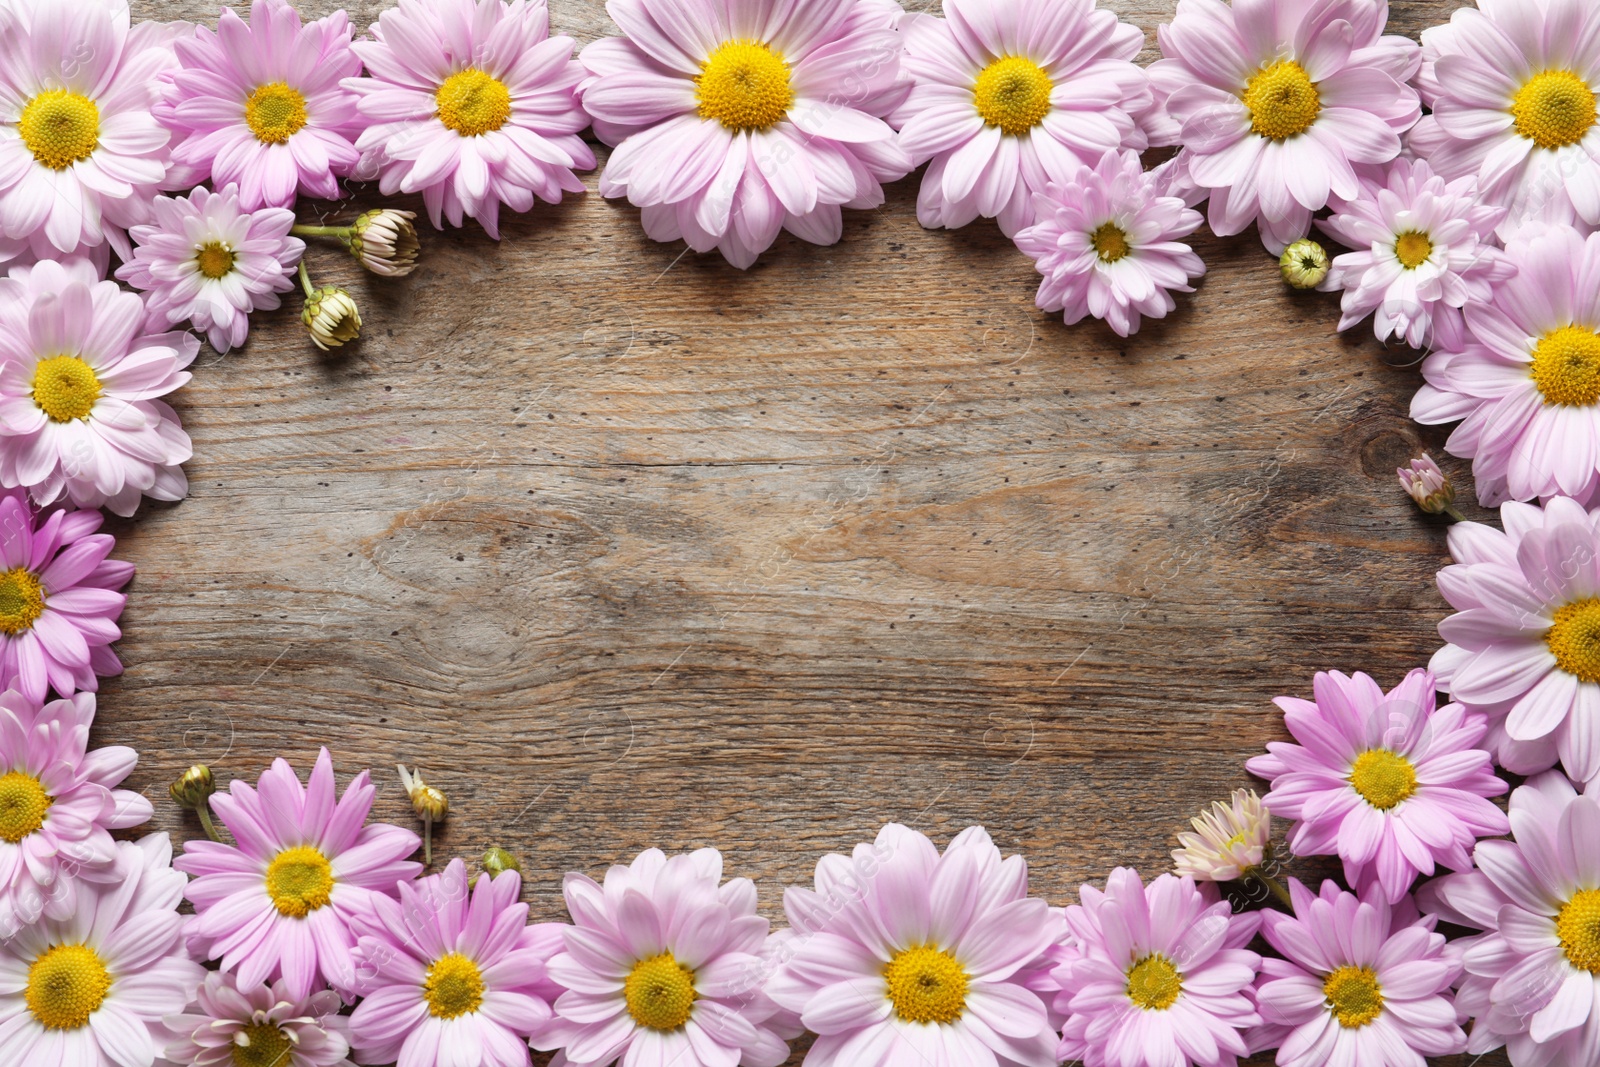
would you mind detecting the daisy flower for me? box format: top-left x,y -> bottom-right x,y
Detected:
1418,772 -> 1600,1066
1014,148 -> 1205,337
1146,0 -> 1421,253
0,486 -> 134,703
1430,496 -> 1600,786
1319,158 -> 1514,350
116,184 -> 304,355
1413,226 -> 1600,506
155,0 -> 361,211
577,0 -> 912,268
0,834 -> 204,1067
1411,0 -> 1600,237
1054,867 -> 1262,1067
164,971 -> 353,1067
1245,668 -> 1509,904
1247,879 -> 1465,1066
533,846 -> 788,1067
765,824 -> 1064,1067
1171,787 -> 1272,883
350,859 -> 556,1067
174,748 -> 423,1002
344,0 -> 594,241
0,0 -> 180,259
0,257 -> 195,517
0,689 -> 151,939
889,0 -> 1151,236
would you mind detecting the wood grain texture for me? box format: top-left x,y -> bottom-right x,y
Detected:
117,1 -> 1496,1063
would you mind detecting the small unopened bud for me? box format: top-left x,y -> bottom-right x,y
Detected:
1398,454 -> 1463,520
169,764 -> 215,810
482,847 -> 522,878
170,765 -> 223,842
1280,239 -> 1330,289
348,209 -> 420,277
302,287 -> 361,351
399,764 -> 448,866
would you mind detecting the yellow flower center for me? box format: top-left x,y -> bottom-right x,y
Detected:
1348,749 -> 1417,810
264,845 -> 334,918
883,945 -> 969,1024
31,356 -> 101,422
436,68 -> 512,138
624,952 -> 697,1030
972,56 -> 1053,136
1126,954 -> 1182,1011
0,770 -> 51,843
244,82 -> 308,145
18,90 -> 100,170
422,952 -> 485,1019
1323,965 -> 1384,1028
1394,231 -> 1433,270
695,40 -> 794,132
0,567 -> 45,636
1557,889 -> 1600,973
196,241 -> 236,280
1091,222 -> 1132,263
1512,70 -> 1597,150
26,944 -> 111,1030
1243,61 -> 1321,141
1549,598 -> 1600,683
1531,325 -> 1600,407
230,1022 -> 295,1067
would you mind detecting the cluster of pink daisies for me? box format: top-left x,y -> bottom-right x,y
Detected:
1,0 -> 1600,1066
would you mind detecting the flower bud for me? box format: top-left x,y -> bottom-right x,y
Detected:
302,287 -> 361,350
349,208 -> 420,277
1398,454 -> 1457,516
482,847 -> 522,878
1280,239 -> 1330,289
169,764 -> 216,810
1171,788 -> 1272,882
397,765 -> 448,822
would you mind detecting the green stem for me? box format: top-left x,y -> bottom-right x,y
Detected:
291,224 -> 353,239
297,260 -> 316,299
1443,504 -> 1467,523
1248,869 -> 1294,909
423,812 -> 433,867
196,801 -> 224,844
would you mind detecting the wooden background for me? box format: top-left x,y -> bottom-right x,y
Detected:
119,2 -> 1496,1064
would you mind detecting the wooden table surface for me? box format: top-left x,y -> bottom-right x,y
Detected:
118,2 -> 1494,1063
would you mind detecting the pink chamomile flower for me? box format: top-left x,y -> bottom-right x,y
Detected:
0,486 -> 134,703
1147,0 -> 1421,253
577,0 -> 913,268
0,689 -> 151,940
350,859 -> 556,1067
1247,879 -> 1466,1067
1054,867 -> 1262,1067
117,184 -> 304,355
1014,147 -> 1206,337
155,0 -> 363,210
0,257 -> 196,518
0,834 -> 204,1067
532,845 -> 787,1067
1319,157 -> 1514,350
1245,668 -> 1509,905
1417,772 -> 1600,1067
1410,0 -> 1600,238
888,0 -> 1151,237
1430,496 -> 1600,787
164,971 -> 353,1067
344,0 -> 595,240
174,748 -> 423,1003
765,824 -> 1065,1067
0,0 -> 183,259
1412,225 -> 1600,507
